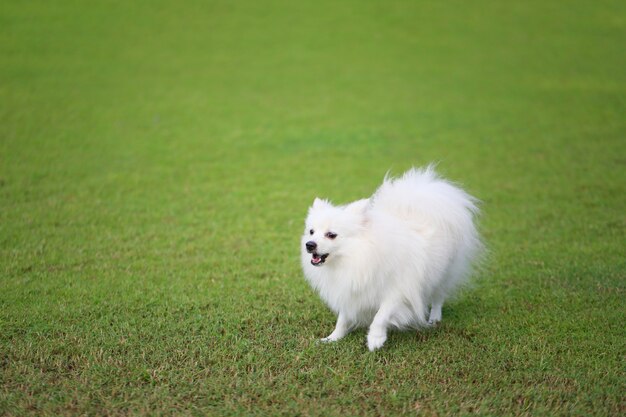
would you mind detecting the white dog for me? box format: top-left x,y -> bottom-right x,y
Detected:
301,166 -> 482,351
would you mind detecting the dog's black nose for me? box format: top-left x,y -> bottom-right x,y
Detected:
305,241 -> 317,252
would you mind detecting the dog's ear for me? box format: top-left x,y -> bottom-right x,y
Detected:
312,197 -> 331,209
344,199 -> 370,228
344,199 -> 369,216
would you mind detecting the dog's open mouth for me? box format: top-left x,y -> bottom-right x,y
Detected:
311,252 -> 329,266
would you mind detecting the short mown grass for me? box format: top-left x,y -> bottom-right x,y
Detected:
1,0 -> 624,415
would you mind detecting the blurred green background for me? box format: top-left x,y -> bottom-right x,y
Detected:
1,1 -> 624,415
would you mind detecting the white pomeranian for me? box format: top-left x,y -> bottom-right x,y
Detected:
301,166 -> 482,351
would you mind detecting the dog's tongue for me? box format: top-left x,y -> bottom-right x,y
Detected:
312,254 -> 322,264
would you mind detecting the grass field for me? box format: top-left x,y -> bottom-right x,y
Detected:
1,0 -> 625,415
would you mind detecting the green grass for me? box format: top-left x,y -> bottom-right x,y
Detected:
1,0 -> 625,415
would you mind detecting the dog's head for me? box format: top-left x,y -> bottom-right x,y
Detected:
302,197 -> 369,267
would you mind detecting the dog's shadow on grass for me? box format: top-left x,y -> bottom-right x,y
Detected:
386,294 -> 499,350
310,289 -> 499,352
385,324 -> 446,349
312,323 -> 445,353
383,292 -> 500,350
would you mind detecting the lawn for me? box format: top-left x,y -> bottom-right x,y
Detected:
1,0 -> 624,415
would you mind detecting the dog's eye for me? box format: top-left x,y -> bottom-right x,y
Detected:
325,232 -> 337,239
309,229 -> 314,235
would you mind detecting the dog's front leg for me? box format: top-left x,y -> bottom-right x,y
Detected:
321,313 -> 351,342
367,304 -> 394,351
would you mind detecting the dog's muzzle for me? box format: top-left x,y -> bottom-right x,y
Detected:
310,252 -> 329,266
306,241 -> 328,266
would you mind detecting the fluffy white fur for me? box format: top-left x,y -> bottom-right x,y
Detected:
300,166 -> 482,351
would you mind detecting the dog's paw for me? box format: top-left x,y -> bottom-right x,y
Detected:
320,336 -> 338,343
367,333 -> 387,351
427,318 -> 441,326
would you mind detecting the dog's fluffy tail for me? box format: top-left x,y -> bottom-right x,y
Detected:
372,165 -> 483,294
